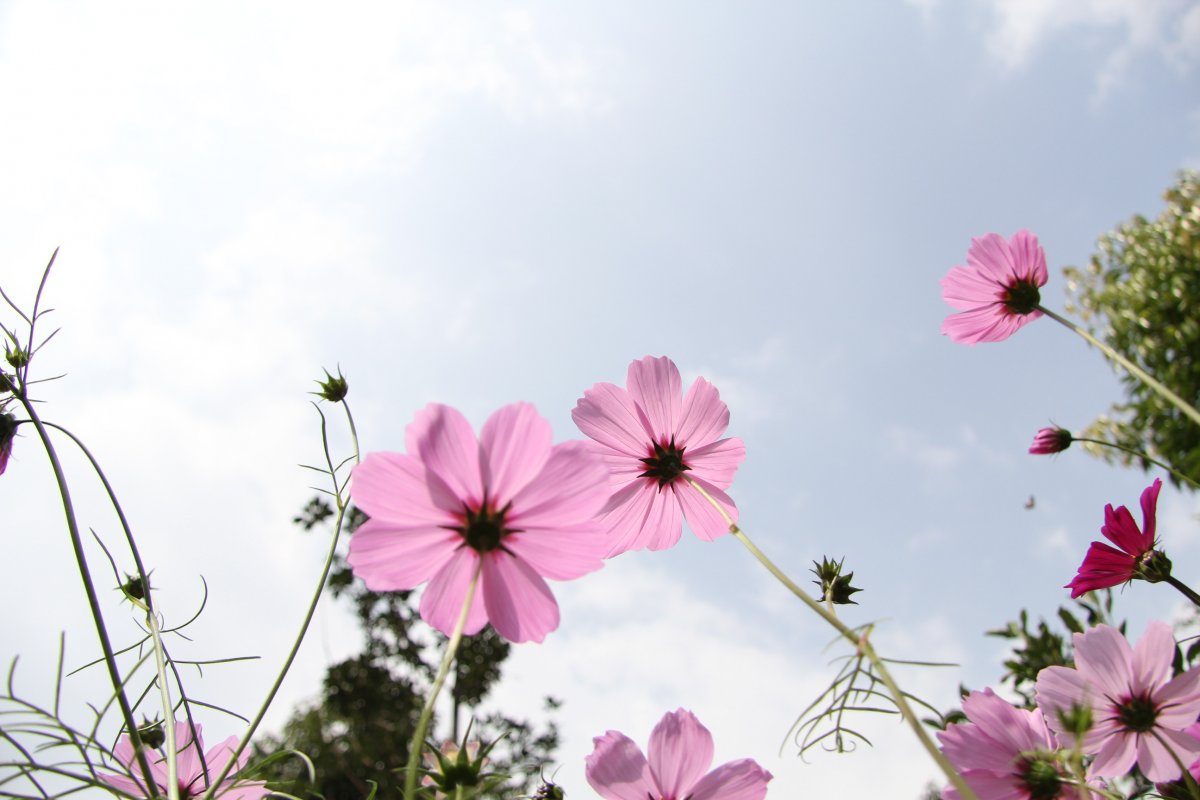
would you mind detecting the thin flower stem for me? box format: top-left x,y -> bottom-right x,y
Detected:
1070,436 -> 1200,490
14,395 -> 160,798
685,479 -> 978,800
146,610 -> 179,800
201,400 -> 361,799
1166,576 -> 1200,608
404,561 -> 484,800
1038,306 -> 1200,429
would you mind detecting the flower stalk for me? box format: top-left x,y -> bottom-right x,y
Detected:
686,478 -> 979,800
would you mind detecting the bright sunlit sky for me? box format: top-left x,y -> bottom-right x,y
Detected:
3,2 -> 1200,798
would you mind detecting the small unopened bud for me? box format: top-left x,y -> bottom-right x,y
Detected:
0,372 -> 12,394
313,367 -> 349,403
1029,426 -> 1073,455
120,575 -> 149,602
1134,549 -> 1173,584
534,780 -> 565,800
5,348 -> 29,369
137,719 -> 165,750
812,556 -> 863,605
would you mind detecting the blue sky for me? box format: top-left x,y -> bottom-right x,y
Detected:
2,2 -> 1199,797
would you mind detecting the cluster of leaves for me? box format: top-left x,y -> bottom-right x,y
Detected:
254,499 -> 559,800
1064,170 -> 1200,489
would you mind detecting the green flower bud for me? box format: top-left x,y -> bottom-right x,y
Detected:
811,556 -> 863,605
313,367 -> 349,403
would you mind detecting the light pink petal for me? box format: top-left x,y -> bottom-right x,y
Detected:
688,759 -> 773,800
407,404 -> 484,507
626,356 -> 683,442
1138,728 -> 1200,782
1131,621 -> 1175,692
347,519 -> 461,591
504,525 -> 607,581
585,731 -> 656,800
647,709 -> 714,798
218,781 -> 272,800
1089,730 -> 1138,779
1072,626 -> 1134,702
937,725 -> 1017,772
946,771 -> 1025,800
420,548 -> 487,637
510,440 -> 610,529
959,690 -> 1046,755
940,263 -> 1005,309
1141,478 -> 1163,543
174,722 -> 204,787
1035,666 -> 1094,738
480,403 -> 552,506
641,485 -> 685,551
350,452 -> 460,526
98,772 -> 154,797
573,382 -> 652,456
941,305 -> 1038,345
201,734 -> 242,781
598,481 -> 683,556
674,478 -> 737,542
1009,229 -> 1048,284
684,437 -> 745,488
675,377 -> 730,449
967,233 -> 1022,285
481,552 -> 559,643
1154,666 -> 1200,727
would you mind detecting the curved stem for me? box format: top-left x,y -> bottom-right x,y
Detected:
685,479 -> 978,800
201,400 -> 361,799
1038,306 -> 1200,429
145,610 -> 179,800
404,561 -> 483,800
14,396 -> 160,797
1166,576 -> 1200,608
1070,436 -> 1200,490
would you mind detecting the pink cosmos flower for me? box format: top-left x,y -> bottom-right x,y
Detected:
348,402 -> 610,644
937,688 -> 1090,800
98,722 -> 269,800
585,709 -> 772,800
1036,622 -> 1200,782
1029,427 -> 1072,455
1066,478 -> 1164,599
572,356 -> 745,556
940,230 -> 1048,344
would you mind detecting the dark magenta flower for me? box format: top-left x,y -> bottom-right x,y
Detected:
1066,478 -> 1166,599
1030,426 -> 1072,455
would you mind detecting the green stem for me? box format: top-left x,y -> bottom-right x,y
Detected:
145,609 -> 179,800
404,562 -> 483,800
685,480 -> 978,800
1166,576 -> 1200,608
15,396 -> 160,798
1039,306 -> 1200,429
201,400 -> 361,799
1070,436 -> 1200,490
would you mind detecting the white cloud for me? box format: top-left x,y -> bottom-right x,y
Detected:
883,424 -> 963,470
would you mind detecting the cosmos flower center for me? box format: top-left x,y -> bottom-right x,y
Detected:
638,436 -> 691,488
1017,753 -> 1064,800
456,497 -> 518,553
1002,277 -> 1041,315
1116,693 -> 1158,732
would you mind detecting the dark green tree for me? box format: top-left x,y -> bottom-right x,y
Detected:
255,499 -> 560,800
1063,171 -> 1200,488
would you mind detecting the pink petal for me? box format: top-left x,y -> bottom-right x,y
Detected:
1130,621 -> 1175,692
480,403 -> 552,506
1101,504 -> 1152,556
347,519 -> 461,591
940,262 -> 1005,309
967,233 -> 1022,285
350,452 -> 461,525
175,722 -> 204,787
684,437 -> 745,488
626,356 -> 682,442
407,404 -> 484,507
1035,666 -> 1093,738
675,377 -> 730,449
504,525 -> 607,581
481,552 -> 560,643
420,548 -> 487,637
640,485 -> 684,551
1009,229 -> 1048,284
1088,729 -> 1137,779
598,481 -> 683,556
1154,665 -> 1200,727
940,304 -> 1037,345
1140,478 -> 1162,543
647,709 -> 714,798
1072,625 -> 1134,702
573,382 -> 653,456
948,771 -> 1026,800
510,440 -> 610,529
688,759 -> 773,800
1066,541 -> 1137,597
673,477 -> 737,542
1138,728 -> 1200,782
585,731 -> 656,800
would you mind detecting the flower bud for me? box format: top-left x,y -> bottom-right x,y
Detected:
1029,426 -> 1072,455
313,367 -> 349,403
5,348 -> 29,370
1134,549 -> 1173,584
811,556 -> 862,605
136,719 -> 165,750
121,575 -> 149,602
0,412 -> 17,476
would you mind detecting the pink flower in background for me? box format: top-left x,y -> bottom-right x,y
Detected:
1029,426 -> 1072,455
348,402 -> 610,643
940,230 -> 1048,344
98,722 -> 269,800
1066,478 -> 1164,598
585,709 -> 772,800
572,356 -> 745,556
1036,622 -> 1200,782
937,688 -> 1084,800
